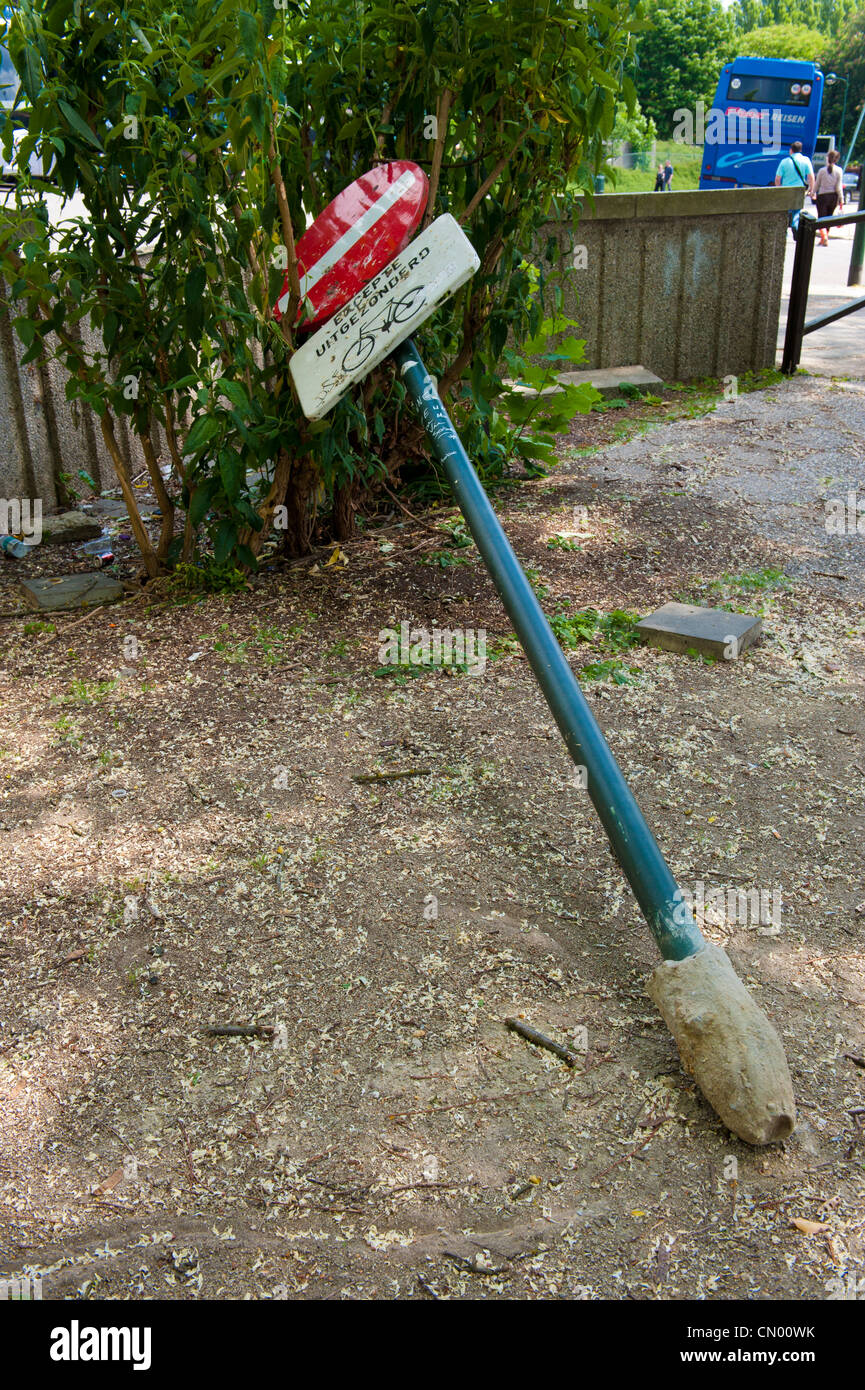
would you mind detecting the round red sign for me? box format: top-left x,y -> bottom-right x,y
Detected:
275,160 -> 429,331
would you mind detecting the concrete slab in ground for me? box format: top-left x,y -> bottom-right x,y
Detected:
20,572 -> 124,611
86,500 -> 129,519
635,601 -> 762,658
41,511 -> 103,544
558,365 -> 663,396
508,364 -> 663,399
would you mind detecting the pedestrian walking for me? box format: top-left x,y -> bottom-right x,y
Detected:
814,150 -> 844,246
774,140 -> 815,240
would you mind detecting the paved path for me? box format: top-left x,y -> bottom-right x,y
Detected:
777,197 -> 865,375
604,376 -> 865,581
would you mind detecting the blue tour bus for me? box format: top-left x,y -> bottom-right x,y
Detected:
699,56 -> 823,190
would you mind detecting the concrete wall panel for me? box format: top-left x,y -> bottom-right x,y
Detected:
535,187 -> 799,383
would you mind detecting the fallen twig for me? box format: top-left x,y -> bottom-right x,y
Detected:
505,1016 -> 581,1067
203,1024 -> 275,1038
352,768 -> 431,783
46,596 -> 136,641
376,1180 -> 480,1195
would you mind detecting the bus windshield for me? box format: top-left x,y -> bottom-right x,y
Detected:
727,74 -> 814,107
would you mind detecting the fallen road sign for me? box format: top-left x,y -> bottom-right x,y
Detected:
288,213 -> 480,420
287,170 -> 796,1146
275,160 -> 428,331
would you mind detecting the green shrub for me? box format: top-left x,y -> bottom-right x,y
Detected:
1,0 -> 641,571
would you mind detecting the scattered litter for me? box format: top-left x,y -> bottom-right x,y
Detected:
55,949 -> 87,968
790,1217 -> 830,1236
75,535 -> 114,565
92,1168 -> 125,1196
1,535 -> 32,559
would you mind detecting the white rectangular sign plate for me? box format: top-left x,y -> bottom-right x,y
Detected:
289,214 -> 480,420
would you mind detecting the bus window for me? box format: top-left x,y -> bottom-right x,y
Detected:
813,134 -> 836,171
727,74 -> 813,106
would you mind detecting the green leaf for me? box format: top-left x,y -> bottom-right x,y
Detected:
103,311 -> 118,355
217,378 -> 250,412
214,518 -> 238,565
336,116 -> 364,142
238,11 -> 260,60
20,49 -> 42,104
184,414 -> 220,455
58,100 -> 103,150
184,265 -> 207,337
188,478 -> 217,530
516,437 -> 555,461
12,316 -> 36,347
218,449 -> 244,502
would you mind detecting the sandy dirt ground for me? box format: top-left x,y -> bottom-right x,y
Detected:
0,373 -> 863,1301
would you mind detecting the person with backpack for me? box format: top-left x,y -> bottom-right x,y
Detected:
774,140 -> 815,241
814,150 -> 844,246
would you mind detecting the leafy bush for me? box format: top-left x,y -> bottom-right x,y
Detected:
632,0 -> 736,136
821,8 -> 865,142
739,22 -> 829,61
1,0 -> 641,573
612,97 -> 658,154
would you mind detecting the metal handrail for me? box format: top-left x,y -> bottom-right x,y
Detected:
781,204 -> 865,374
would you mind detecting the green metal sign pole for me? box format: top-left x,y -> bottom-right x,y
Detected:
394,337 -> 702,962
394,336 -> 796,1145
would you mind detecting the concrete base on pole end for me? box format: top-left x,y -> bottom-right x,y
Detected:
647,944 -> 796,1146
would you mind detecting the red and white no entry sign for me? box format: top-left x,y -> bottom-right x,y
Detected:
275,160 -> 429,331
289,213 -> 480,420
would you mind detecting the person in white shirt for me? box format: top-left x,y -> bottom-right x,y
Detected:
813,150 -> 844,246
